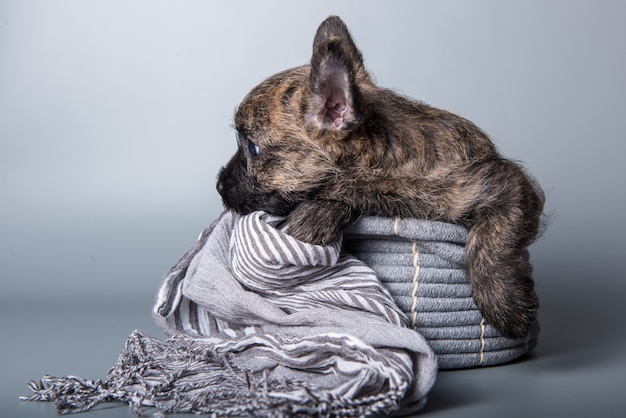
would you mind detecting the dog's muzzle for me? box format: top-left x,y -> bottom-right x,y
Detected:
217,165 -> 295,216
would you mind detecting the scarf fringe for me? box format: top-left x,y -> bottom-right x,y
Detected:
21,330 -> 404,417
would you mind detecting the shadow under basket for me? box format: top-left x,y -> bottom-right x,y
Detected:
343,216 -> 539,370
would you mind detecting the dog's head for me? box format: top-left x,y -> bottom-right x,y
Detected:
217,16 -> 372,215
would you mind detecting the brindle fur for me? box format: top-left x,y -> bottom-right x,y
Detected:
217,16 -> 545,339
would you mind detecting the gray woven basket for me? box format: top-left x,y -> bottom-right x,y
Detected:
343,216 -> 539,369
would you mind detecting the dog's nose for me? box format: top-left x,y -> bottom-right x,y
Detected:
216,166 -> 228,197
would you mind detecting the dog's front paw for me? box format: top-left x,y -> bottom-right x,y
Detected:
287,200 -> 352,246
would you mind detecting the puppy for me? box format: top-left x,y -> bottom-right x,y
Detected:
217,16 -> 545,340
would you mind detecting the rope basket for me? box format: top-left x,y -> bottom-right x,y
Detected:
343,216 -> 539,369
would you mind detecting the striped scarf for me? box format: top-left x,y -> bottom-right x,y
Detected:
23,210 -> 437,417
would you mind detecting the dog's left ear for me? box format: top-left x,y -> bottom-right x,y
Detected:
305,16 -> 367,131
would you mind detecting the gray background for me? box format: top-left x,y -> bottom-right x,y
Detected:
1,0 -> 625,417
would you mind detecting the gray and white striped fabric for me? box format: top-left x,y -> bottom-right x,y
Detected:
229,212 -> 407,326
151,210 -> 437,416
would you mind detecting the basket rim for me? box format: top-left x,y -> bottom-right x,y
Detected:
344,216 -> 468,243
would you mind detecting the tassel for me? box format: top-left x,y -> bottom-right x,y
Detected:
21,375 -> 115,415
21,331 -> 312,417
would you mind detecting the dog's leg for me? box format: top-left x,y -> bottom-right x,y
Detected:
464,160 -> 544,339
286,200 -> 352,245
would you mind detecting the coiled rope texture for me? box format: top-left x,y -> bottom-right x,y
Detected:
344,216 -> 539,369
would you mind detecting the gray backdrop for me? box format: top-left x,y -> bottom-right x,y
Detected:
1,1 -> 625,417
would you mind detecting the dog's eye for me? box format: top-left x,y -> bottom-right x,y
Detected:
247,141 -> 260,156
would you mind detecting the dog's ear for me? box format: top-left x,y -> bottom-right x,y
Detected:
305,16 -> 366,131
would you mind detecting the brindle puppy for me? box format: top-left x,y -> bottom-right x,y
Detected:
217,16 -> 545,339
